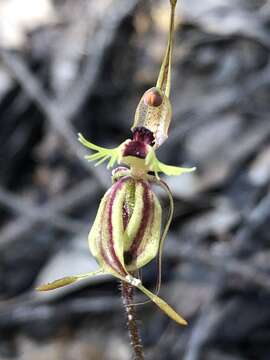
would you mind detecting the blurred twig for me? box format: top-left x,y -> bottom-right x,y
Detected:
62,0 -> 140,121
232,189 -> 270,254
0,179 -> 96,246
0,186 -> 88,233
0,49 -> 108,188
183,290 -> 221,360
168,243 -> 270,292
0,0 -> 140,190
0,296 -> 121,325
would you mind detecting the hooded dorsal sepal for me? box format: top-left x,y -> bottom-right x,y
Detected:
131,0 -> 178,148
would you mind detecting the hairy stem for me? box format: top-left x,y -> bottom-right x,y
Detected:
121,281 -> 144,360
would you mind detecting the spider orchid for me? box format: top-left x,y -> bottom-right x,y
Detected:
37,0 -> 195,326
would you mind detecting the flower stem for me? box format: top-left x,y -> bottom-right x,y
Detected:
121,281 -> 145,360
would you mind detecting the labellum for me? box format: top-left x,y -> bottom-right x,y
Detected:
89,176 -> 162,275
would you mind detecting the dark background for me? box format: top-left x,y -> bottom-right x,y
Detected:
0,0 -> 270,359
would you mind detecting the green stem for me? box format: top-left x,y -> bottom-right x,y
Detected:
121,281 -> 145,360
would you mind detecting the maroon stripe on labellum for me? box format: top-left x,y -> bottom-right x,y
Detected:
129,181 -> 152,256
137,190 -> 155,256
106,177 -> 131,275
112,166 -> 128,176
98,195 -> 119,273
122,203 -> 129,230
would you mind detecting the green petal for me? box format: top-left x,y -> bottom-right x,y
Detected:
85,152 -> 106,161
158,162 -> 196,176
95,155 -> 110,166
145,148 -> 196,177
78,133 -> 105,151
36,269 -> 103,291
78,133 -> 121,168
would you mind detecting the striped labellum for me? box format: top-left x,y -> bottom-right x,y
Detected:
89,176 -> 162,275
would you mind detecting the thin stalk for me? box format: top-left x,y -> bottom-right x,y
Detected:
121,281 -> 145,360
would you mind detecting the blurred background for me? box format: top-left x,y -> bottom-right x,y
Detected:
0,0 -> 270,359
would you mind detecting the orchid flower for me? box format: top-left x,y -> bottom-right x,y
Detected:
37,0 -> 195,326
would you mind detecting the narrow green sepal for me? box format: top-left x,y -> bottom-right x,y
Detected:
137,283 -> 188,326
36,269 -> 103,291
36,277 -> 80,291
121,274 -> 188,326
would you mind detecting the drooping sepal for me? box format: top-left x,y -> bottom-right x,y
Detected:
123,274 -> 187,326
36,269 -> 103,291
137,283 -> 187,326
